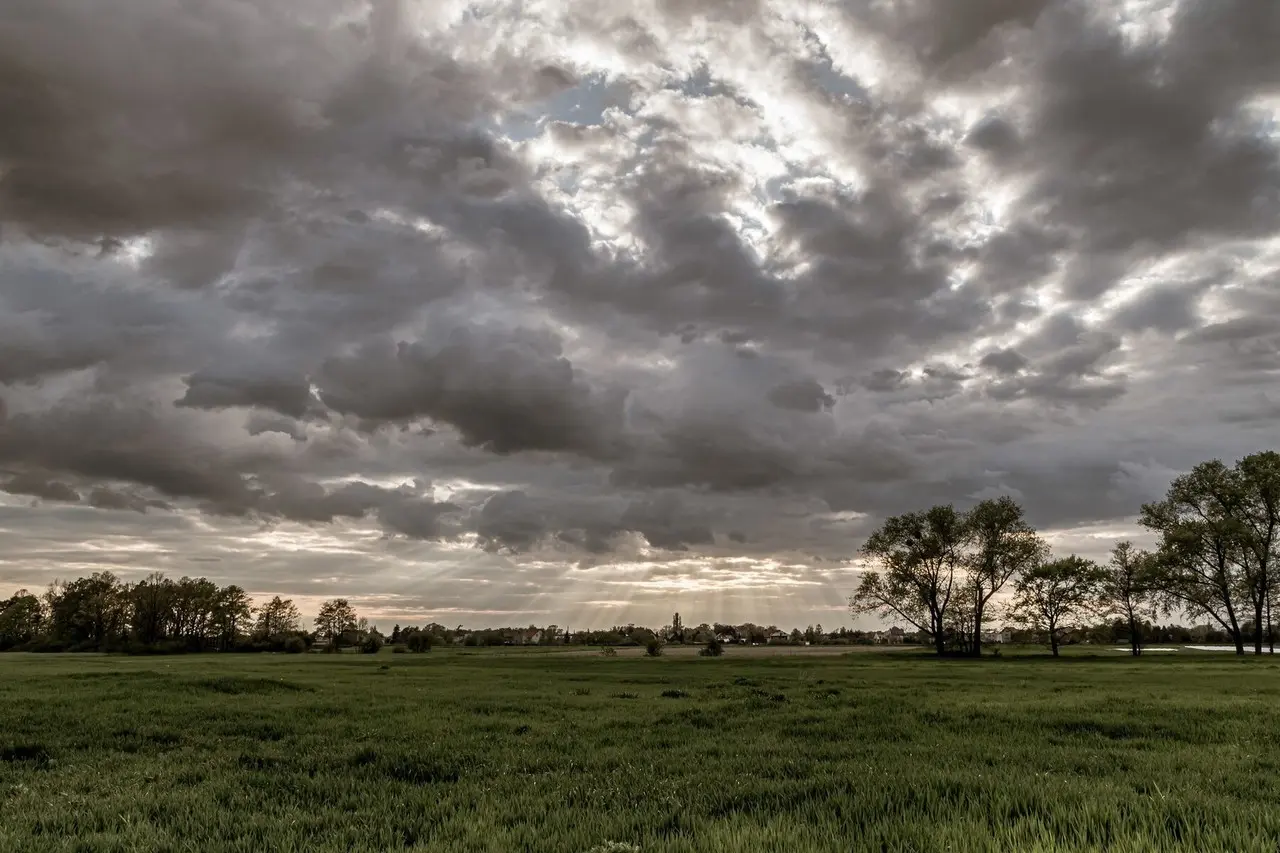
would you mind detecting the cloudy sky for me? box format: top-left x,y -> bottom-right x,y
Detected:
1,0 -> 1278,630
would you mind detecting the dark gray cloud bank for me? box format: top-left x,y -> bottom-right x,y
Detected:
1,0 -> 1278,626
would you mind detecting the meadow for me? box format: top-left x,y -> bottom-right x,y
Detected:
2,648 -> 1280,853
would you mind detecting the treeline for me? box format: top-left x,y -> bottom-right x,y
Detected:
852,451 -> 1280,657
0,572 -> 373,654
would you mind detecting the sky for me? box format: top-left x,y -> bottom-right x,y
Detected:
1,0 -> 1278,630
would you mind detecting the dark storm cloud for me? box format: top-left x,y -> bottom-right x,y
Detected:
767,379 -> 836,413
316,326 -> 629,457
1,0 -> 1278,617
177,369 -> 316,419
86,487 -> 169,514
0,399 -> 262,513
1,473 -> 80,503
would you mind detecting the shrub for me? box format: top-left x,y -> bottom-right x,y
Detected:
391,645 -> 409,654
406,633 -> 432,653
600,646 -> 617,657
360,634 -> 384,654
700,638 -> 724,657
282,636 -> 307,654
645,638 -> 664,657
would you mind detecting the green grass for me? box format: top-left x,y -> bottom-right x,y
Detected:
2,650 -> 1280,852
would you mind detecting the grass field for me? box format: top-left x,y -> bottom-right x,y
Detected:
3,649 -> 1280,852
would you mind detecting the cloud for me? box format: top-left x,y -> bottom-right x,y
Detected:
1,0 -> 1278,628
1,473 -> 80,503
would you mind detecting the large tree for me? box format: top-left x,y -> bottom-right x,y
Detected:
45,572 -> 127,649
1098,542 -> 1158,656
851,505 -> 969,655
1010,556 -> 1106,657
1234,452 -> 1280,654
212,585 -> 253,650
315,598 -> 359,644
965,497 -> 1048,656
1141,461 -> 1249,655
0,590 -> 44,650
254,595 -> 302,640
129,572 -> 174,646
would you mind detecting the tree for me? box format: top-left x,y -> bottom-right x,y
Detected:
670,612 -> 683,643
0,591 -> 44,650
1234,452 -> 1280,654
129,572 -> 173,646
1099,542 -> 1158,656
315,598 -> 358,645
211,585 -> 253,650
1141,461 -> 1249,655
965,497 -> 1048,656
851,505 -> 968,655
1010,556 -> 1105,657
46,572 -> 127,649
254,596 -> 301,640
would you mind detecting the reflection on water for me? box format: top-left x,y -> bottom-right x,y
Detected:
1108,645 -> 1278,653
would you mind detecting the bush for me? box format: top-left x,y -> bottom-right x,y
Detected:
360,634 -> 384,654
700,638 -> 724,657
282,636 -> 307,654
645,638 -> 664,657
406,633 -> 432,653
599,646 -> 617,657
391,645 -> 409,654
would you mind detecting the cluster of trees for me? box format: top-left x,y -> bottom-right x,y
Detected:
852,452 -> 1280,657
0,573 -> 387,654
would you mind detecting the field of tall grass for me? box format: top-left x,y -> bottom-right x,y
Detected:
2,649 -> 1279,852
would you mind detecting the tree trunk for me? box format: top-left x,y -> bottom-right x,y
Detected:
1223,595 -> 1244,655
1128,614 -> 1140,657
933,632 -> 946,655
972,597 -> 984,658
1268,591 -> 1274,655
1050,634 -> 1060,657
1254,600 -> 1265,655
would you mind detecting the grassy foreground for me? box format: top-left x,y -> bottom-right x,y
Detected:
2,650 -> 1279,852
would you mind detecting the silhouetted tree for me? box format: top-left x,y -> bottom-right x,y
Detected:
0,590 -> 44,650
965,497 -> 1048,656
315,599 -> 358,646
254,596 -> 301,641
212,585 -> 253,650
1010,556 -> 1106,657
1234,452 -> 1280,654
1141,461 -> 1249,654
1099,542 -> 1158,656
851,505 -> 967,655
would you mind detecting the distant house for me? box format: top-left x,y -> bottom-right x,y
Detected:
767,630 -> 789,643
871,628 -> 905,645
981,627 -> 1014,644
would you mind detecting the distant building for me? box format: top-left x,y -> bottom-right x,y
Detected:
872,628 -> 905,645
980,628 -> 1014,644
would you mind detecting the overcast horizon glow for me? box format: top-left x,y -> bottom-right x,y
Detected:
1,0 -> 1278,629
